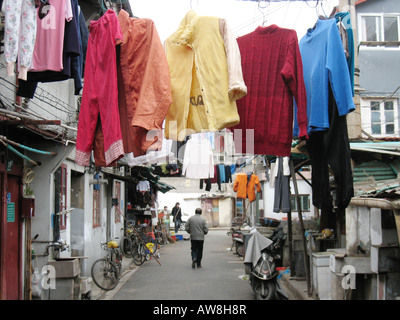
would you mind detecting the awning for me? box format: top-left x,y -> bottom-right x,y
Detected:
105,166 -> 175,193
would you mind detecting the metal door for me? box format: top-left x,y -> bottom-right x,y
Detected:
0,173 -> 22,300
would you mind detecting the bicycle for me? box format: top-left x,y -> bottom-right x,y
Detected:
91,240 -> 122,291
154,221 -> 168,247
120,227 -> 134,258
130,224 -> 160,266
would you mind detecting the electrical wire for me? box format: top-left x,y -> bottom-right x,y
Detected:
232,1 -> 288,34
22,167 -> 35,185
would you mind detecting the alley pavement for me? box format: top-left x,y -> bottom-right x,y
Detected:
91,229 -> 312,301
100,229 -> 255,300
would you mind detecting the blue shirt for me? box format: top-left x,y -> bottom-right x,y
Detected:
298,18 -> 355,134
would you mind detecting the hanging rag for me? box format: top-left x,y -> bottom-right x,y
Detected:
273,157 -> 291,213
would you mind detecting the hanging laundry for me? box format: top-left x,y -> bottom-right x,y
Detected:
247,174 -> 261,203
164,10 -> 247,141
233,24 -> 308,157
117,10 -> 172,154
137,180 -> 151,193
93,10 -> 172,167
218,164 -> 226,183
295,18 -> 355,135
233,172 -> 248,199
30,0 -> 73,72
293,17 -> 355,211
224,165 -> 233,183
335,11 -> 355,96
182,136 -> 214,179
273,157 -> 291,213
78,8 -> 89,80
306,83 -> 354,210
17,0 -> 83,98
233,172 -> 261,203
4,0 -> 38,80
121,139 -> 175,167
75,9 -> 124,167
200,179 -> 212,192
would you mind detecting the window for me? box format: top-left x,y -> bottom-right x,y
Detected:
54,165 -> 67,230
370,100 -> 396,135
114,181 -> 121,223
93,187 -> 101,228
290,195 -> 310,212
363,15 -> 381,41
360,14 -> 400,42
235,198 -> 244,218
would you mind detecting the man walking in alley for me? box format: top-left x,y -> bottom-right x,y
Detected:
171,202 -> 182,233
185,208 -> 209,269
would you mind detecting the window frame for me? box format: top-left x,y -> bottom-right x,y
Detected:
93,186 -> 101,228
358,13 -> 400,43
114,180 -> 121,223
363,99 -> 399,137
290,194 -> 311,213
54,164 -> 68,230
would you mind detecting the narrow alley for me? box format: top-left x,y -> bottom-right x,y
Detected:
97,230 -> 256,300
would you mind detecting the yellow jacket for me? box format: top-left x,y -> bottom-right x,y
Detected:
164,10 -> 247,141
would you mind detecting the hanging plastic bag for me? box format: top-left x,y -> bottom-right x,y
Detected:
31,267 -> 42,298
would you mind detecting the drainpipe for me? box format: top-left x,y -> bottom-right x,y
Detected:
339,0 -> 362,140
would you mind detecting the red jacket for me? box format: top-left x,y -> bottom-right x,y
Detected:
233,25 -> 308,156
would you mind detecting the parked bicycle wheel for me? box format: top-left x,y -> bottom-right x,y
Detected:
131,241 -> 146,266
113,247 -> 123,276
91,258 -> 120,291
120,236 -> 132,258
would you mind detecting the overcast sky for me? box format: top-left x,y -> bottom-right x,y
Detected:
128,0 -> 340,42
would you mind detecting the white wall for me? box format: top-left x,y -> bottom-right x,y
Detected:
157,192 -> 199,217
262,174 -> 315,221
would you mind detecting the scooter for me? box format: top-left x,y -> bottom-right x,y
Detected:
231,228 -> 245,257
245,227 -> 288,300
228,221 -> 251,257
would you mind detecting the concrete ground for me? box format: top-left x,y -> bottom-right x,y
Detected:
91,229 -> 315,301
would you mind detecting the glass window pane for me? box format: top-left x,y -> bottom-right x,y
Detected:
372,124 -> 382,134
371,101 -> 380,110
371,111 -> 381,122
386,124 -> 395,134
290,197 -> 297,211
302,196 -> 310,211
385,101 -> 394,110
385,111 -> 394,122
364,16 -> 381,41
384,17 -> 398,41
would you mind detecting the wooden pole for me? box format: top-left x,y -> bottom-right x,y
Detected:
287,210 -> 294,277
290,159 -> 311,295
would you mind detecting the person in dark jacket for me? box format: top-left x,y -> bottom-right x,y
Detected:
171,202 -> 182,233
185,208 -> 209,268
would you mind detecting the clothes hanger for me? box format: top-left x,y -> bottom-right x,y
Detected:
258,0 -> 270,27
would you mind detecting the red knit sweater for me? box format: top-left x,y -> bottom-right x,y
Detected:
233,25 -> 308,156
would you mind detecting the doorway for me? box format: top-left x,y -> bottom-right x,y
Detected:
0,173 -> 23,300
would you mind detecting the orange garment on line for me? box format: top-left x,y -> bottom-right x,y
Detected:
93,10 -> 172,166
117,10 -> 171,133
247,174 -> 262,202
233,173 -> 248,200
233,173 -> 261,202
